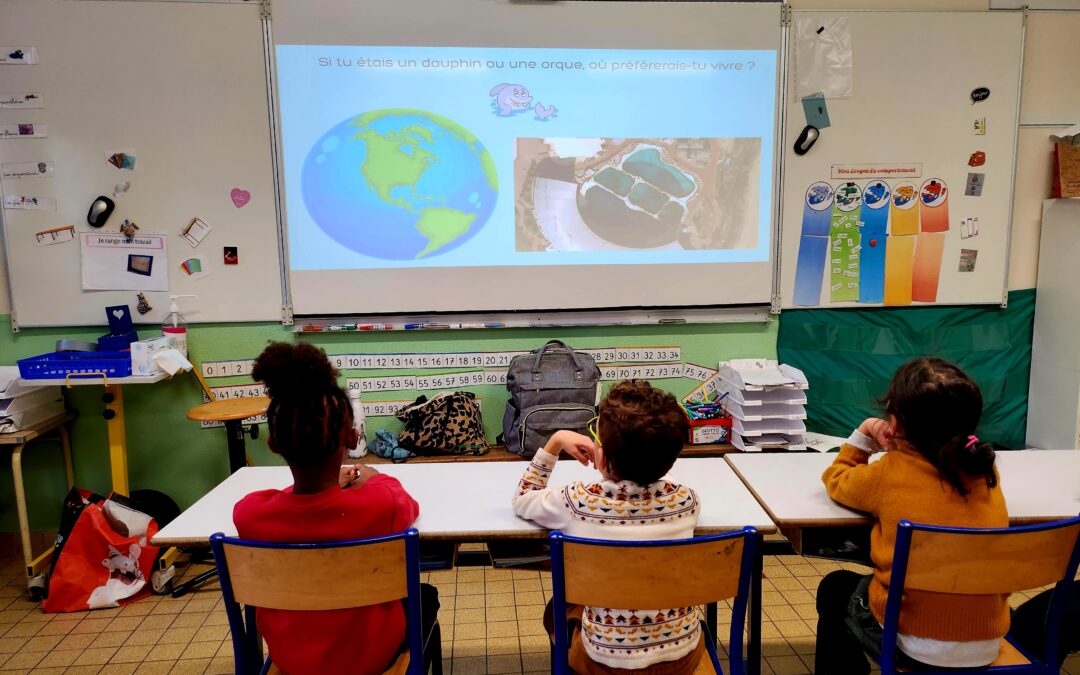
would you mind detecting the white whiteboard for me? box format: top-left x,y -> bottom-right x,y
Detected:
0,0 -> 282,328
779,10 -> 1024,309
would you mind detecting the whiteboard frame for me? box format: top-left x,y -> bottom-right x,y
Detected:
776,9 -> 1026,310
268,0 -> 787,324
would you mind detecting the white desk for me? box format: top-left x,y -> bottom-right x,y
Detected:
153,457 -> 775,547
726,449 -> 1080,529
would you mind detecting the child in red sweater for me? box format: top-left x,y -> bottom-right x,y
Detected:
233,343 -> 435,675
815,357 -> 1007,674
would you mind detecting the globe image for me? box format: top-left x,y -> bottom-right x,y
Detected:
301,109 -> 498,260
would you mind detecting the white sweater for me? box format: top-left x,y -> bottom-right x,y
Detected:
512,448 -> 701,670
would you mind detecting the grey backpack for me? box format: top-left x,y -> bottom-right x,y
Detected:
501,340 -> 601,457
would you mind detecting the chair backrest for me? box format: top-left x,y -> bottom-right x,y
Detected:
881,516 -> 1080,675
210,528 -> 424,675
549,527 -> 758,675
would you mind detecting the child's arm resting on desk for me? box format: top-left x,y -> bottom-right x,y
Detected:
820,420 -> 888,514
511,431 -> 595,529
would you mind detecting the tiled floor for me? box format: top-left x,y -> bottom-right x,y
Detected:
0,550 -> 1078,675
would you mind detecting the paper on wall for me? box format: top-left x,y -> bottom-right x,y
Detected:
80,233 -> 169,292
4,195 -> 55,210
0,124 -> 46,139
0,92 -> 43,109
794,17 -> 853,99
2,161 -> 54,179
0,47 -> 38,65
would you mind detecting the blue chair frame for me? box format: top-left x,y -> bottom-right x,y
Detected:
210,528 -> 429,675
549,527 -> 758,675
880,516 -> 1080,675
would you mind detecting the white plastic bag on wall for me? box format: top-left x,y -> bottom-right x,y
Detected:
795,16 -> 854,99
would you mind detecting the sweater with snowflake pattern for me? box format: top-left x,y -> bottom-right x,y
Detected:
511,448 -> 701,670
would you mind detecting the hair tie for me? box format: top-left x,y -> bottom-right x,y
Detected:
965,435 -> 979,449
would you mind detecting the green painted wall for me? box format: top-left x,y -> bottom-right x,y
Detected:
0,315 -> 777,530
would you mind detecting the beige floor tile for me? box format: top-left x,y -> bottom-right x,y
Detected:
440,596 -> 456,612
137,660 -> 177,674
761,641 -> 796,657
214,640 -> 233,658
146,642 -> 188,662
791,604 -> 817,621
203,656 -> 234,675
487,637 -> 519,655
125,628 -> 166,647
102,616 -> 142,633
456,570 -> 485,584
183,599 -> 217,614
515,591 -> 545,606
139,613 -> 177,630
0,635 -> 29,653
22,634 -> 64,652
428,570 -> 455,583
768,577 -> 805,592
783,564 -> 817,577
485,606 -> 516,622
71,617 -> 115,635
516,619 -> 547,636
515,605 -> 545,622
438,610 -> 456,626
768,654 -> 810,675
201,612 -> 229,627
99,664 -> 138,675
774,620 -> 814,638
486,592 -> 515,607
180,641 -> 221,661
169,613 -> 209,629
783,590 -> 815,605
158,627 -> 198,645
72,646 -> 119,666
485,581 -> 513,594
55,633 -> 95,651
521,651 -> 550,672
456,582 -> 486,596
34,648 -> 82,668
27,666 -> 68,675
33,620 -> 76,637
760,622 -> 781,640
761,591 -> 787,607
763,606 -> 799,622
511,570 -> 540,580
90,631 -> 132,649
487,653 -> 523,674
787,637 -> 815,655
452,655 -> 486,674
455,595 -> 484,610
486,621 -> 518,638
1,622 -> 41,638
518,634 -> 550,654
454,608 -> 484,625
110,644 -> 149,664
486,569 -> 513,581
2,649 -> 45,670
452,637 -> 486,658
191,625 -> 229,643
513,579 -> 542,593
170,657 -> 211,674
455,623 -> 485,640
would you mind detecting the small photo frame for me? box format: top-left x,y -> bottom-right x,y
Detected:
127,253 -> 154,276
223,246 -> 238,265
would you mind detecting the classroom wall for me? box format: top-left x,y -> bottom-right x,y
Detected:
0,317 -> 777,531
2,2 -> 1078,534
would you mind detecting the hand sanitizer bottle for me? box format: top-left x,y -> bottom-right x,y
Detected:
162,295 -> 196,357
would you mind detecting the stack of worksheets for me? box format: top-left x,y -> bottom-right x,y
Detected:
717,359 -> 808,452
0,367 -> 65,433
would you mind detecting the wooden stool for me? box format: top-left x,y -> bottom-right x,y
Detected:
187,397 -> 270,474
174,397 -> 269,598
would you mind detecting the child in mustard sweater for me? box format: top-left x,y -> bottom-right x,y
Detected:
815,357 -> 1008,674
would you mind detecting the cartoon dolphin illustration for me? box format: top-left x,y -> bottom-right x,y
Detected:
489,83 -> 533,116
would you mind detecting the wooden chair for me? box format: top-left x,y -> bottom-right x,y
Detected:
875,515 -> 1080,675
549,527 -> 758,675
210,528 -> 441,675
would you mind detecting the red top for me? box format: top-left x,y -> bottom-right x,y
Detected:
233,474 -> 420,675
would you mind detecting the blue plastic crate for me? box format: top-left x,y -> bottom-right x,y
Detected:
17,351 -> 132,380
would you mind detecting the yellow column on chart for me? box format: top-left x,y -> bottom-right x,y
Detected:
884,234 -> 916,306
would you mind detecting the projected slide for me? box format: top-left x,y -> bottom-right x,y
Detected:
276,46 -> 777,271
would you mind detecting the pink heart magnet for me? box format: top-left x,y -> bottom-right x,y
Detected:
230,188 -> 251,208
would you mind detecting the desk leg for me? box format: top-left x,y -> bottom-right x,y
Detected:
59,423 -> 74,488
104,384 -> 129,495
224,420 -> 247,474
747,533 -> 764,675
11,443 -> 33,578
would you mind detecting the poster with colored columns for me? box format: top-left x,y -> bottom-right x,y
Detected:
792,181 -> 834,306
858,180 -> 890,304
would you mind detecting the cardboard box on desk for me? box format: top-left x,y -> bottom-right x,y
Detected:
130,335 -> 176,376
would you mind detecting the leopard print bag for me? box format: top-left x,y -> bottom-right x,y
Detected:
395,391 -> 488,456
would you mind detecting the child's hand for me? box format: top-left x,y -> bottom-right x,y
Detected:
340,464 -> 379,489
545,430 -> 596,466
857,418 -> 892,451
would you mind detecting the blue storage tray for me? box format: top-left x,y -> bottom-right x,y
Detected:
17,351 -> 132,380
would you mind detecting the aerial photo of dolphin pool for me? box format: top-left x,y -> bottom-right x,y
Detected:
515,137 -> 761,252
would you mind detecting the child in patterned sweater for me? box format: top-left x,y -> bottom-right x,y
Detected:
512,380 -> 703,675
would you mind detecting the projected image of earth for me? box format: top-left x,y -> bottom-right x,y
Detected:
301,110 -> 498,260
515,138 -> 760,251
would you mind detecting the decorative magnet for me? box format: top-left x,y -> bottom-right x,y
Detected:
970,87 -> 990,104
136,293 -> 153,315
968,151 -> 986,167
86,195 -> 114,228
119,219 -> 139,242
